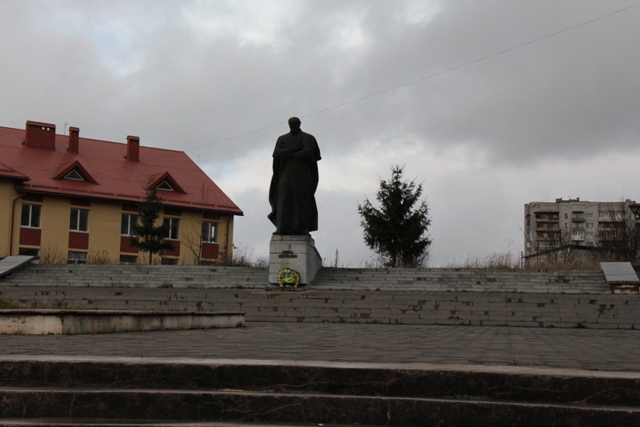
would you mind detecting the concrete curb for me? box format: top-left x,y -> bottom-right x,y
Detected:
0,310 -> 245,335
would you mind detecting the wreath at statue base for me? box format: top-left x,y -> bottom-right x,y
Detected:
277,268 -> 301,288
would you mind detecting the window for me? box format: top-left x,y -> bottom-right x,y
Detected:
21,204 -> 41,228
68,251 -> 87,264
121,213 -> 138,236
599,230 -> 616,240
586,223 -> 593,229
19,247 -> 39,257
599,211 -> 623,221
572,230 -> 585,241
202,221 -> 218,243
586,213 -> 594,219
163,218 -> 179,240
70,208 -> 89,232
64,170 -> 83,181
157,180 -> 173,191
119,255 -> 138,264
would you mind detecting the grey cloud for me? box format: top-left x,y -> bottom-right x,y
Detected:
2,0 -> 639,265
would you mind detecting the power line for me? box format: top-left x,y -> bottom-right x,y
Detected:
186,2 -> 640,153
186,121 -> 288,152
90,1 -> 640,175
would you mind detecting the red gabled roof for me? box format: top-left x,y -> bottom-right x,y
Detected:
0,162 -> 28,181
0,123 -> 243,215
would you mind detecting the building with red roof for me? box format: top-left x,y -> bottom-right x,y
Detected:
0,120 -> 243,264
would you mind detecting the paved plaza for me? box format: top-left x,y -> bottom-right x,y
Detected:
2,322 -> 639,372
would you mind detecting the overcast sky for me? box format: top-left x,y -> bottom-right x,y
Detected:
2,0 -> 640,266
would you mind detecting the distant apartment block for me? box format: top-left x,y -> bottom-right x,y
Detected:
524,198 -> 637,257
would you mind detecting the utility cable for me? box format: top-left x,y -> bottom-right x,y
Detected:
186,2 -> 640,152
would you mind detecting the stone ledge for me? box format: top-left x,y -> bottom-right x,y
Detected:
1,357 -> 640,425
0,310 -> 244,335
1,286 -> 636,329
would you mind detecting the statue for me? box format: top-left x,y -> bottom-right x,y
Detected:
268,117 -> 321,235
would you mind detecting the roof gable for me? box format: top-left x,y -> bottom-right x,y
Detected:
146,171 -> 185,194
53,160 -> 98,184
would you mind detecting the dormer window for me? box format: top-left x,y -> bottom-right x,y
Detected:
157,180 -> 173,191
146,171 -> 185,194
64,170 -> 84,181
53,160 -> 98,184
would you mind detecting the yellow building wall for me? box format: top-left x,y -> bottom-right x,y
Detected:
39,197 -> 71,263
178,210 -> 203,265
88,201 -> 121,263
10,196 -> 23,257
219,214 -> 234,262
149,211 -> 236,265
0,186 -> 236,265
0,181 -> 20,257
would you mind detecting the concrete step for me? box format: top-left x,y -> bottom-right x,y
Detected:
0,310 -> 244,335
2,265 -> 610,293
1,265 -> 269,289
0,423 -> 361,427
1,358 -> 639,426
0,420 -> 353,427
2,285 -> 633,329
313,268 -> 609,293
2,389 -> 639,426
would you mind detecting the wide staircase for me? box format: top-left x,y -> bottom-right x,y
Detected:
0,264 -> 611,294
0,357 -> 639,426
0,264 -> 269,288
314,267 -> 609,293
2,264 -> 629,329
0,266 -> 637,425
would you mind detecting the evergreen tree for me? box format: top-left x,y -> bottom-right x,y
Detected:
357,165 -> 431,268
131,188 -> 174,264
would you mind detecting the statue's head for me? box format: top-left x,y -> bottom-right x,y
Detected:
288,117 -> 301,133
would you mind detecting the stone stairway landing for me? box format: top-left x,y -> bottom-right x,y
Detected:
313,267 -> 610,293
0,265 -> 611,294
0,264 -> 269,289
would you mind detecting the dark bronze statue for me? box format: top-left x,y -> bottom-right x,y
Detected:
268,117 -> 321,235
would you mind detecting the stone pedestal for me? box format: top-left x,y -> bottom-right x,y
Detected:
269,235 -> 322,286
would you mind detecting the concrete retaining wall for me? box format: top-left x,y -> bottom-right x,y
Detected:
0,309 -> 245,334
1,286 -> 638,330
